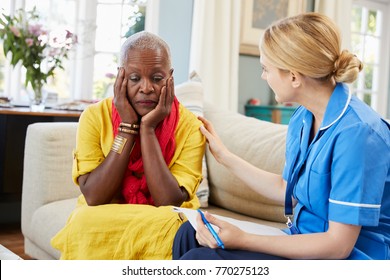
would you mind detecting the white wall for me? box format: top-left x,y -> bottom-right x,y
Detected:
157,0 -> 193,84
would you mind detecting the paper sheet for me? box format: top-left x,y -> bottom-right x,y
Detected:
173,207 -> 287,236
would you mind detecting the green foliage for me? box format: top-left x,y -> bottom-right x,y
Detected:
124,5 -> 145,38
0,7 -> 77,97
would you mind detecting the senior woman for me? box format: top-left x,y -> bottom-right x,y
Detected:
51,31 -> 205,259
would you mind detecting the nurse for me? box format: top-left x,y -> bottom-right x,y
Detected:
172,12 -> 390,260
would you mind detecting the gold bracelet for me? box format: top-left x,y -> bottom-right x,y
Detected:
111,135 -> 127,154
119,122 -> 140,129
118,127 -> 139,135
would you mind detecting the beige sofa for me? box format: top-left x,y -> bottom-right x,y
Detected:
21,102 -> 288,260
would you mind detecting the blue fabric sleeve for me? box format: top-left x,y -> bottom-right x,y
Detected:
329,123 -> 388,226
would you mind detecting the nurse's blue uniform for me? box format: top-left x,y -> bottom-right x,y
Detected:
173,83 -> 390,260
284,83 -> 390,259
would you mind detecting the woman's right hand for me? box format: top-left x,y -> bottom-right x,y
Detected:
113,67 -> 138,123
198,116 -> 229,164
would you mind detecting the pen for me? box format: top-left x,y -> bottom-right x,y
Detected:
197,209 -> 225,249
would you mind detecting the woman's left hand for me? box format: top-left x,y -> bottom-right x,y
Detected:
141,73 -> 174,129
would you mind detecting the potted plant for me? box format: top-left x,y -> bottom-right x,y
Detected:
0,7 -> 77,111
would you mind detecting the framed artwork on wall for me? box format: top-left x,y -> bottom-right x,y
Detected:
240,0 -> 307,56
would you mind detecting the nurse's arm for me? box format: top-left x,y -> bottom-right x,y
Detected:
234,221 -> 361,259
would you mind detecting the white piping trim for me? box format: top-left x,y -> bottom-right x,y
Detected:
329,198 -> 381,208
320,91 -> 352,131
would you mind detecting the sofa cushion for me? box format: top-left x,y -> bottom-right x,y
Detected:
204,103 -> 288,223
28,198 -> 78,259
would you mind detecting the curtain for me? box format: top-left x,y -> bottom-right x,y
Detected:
189,0 -> 241,112
314,0 -> 353,50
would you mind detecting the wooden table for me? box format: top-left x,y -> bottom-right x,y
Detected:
0,107 -> 81,224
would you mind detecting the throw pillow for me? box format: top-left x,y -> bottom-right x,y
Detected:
175,71 -> 209,207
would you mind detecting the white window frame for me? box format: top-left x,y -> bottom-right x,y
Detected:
1,0 -> 158,102
352,0 -> 390,117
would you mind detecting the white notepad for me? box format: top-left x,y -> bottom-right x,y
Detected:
173,207 -> 287,236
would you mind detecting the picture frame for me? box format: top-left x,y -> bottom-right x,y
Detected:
240,0 -> 307,56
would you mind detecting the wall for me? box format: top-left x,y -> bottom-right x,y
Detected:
238,55 -> 271,114
157,0 -> 193,85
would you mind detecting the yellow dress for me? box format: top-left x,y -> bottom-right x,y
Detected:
51,98 -> 205,259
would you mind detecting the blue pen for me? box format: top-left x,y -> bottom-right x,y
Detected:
197,209 -> 225,249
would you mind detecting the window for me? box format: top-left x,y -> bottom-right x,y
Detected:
351,0 -> 390,117
0,0 -> 148,104
93,1 -> 146,99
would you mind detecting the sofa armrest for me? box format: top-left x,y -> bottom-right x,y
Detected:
21,122 -> 81,235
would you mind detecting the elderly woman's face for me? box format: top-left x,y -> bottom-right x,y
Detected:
124,48 -> 171,116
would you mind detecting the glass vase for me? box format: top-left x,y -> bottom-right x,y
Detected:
28,86 -> 47,112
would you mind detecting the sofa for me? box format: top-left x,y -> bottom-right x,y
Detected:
21,102 -> 289,260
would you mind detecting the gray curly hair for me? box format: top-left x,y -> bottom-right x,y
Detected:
119,31 -> 171,67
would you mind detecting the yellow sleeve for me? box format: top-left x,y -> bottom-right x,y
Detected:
72,98 -> 114,186
169,104 -> 206,209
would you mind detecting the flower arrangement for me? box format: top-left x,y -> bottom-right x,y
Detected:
0,7 -> 77,108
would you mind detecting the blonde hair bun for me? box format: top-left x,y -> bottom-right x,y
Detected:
333,50 -> 363,83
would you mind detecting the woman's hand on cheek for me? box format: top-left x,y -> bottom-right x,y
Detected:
113,67 -> 138,123
141,75 -> 174,129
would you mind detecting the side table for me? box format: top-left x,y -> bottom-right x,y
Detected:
245,104 -> 297,124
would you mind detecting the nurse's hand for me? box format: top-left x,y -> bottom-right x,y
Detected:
195,211 -> 245,249
198,116 -> 230,164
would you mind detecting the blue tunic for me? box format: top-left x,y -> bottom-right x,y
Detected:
283,83 -> 390,259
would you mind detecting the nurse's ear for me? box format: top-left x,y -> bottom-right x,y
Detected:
290,72 -> 301,88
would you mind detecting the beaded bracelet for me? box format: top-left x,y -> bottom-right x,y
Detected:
118,127 -> 138,135
119,122 -> 140,129
111,135 -> 127,154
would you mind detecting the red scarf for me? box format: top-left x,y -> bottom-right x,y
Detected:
111,98 -> 179,205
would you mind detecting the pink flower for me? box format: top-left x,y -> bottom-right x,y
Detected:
28,24 -> 44,37
65,30 -> 73,39
105,73 -> 115,79
64,30 -> 78,44
48,48 -> 61,57
9,26 -> 20,37
25,38 -> 34,47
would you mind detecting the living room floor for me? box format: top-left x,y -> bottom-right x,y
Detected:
0,223 -> 34,260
